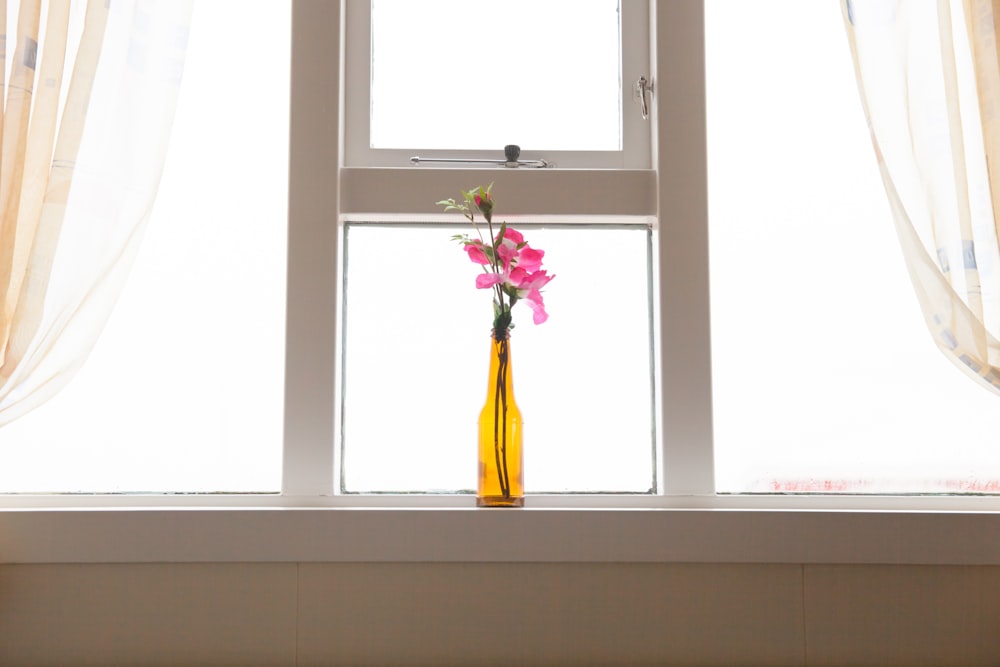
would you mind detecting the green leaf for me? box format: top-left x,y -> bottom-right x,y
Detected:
494,310 -> 512,334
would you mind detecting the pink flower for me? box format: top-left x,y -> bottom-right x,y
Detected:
515,246 -> 544,272
525,293 -> 549,324
472,190 -> 494,222
500,227 -> 523,244
495,229 -> 520,268
471,228 -> 555,324
509,268 -> 554,293
475,272 -> 504,289
493,228 -> 544,273
464,241 -> 489,265
441,186 -> 554,328
510,268 -> 555,323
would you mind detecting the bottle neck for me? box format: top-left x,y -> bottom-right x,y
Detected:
485,330 -> 514,400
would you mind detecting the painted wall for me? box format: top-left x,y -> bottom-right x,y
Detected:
3,561 -> 1000,665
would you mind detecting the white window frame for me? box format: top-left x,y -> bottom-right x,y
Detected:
343,0 -> 652,169
4,0 -> 1000,567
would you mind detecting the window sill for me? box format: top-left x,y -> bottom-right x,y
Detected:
3,494 -> 1000,565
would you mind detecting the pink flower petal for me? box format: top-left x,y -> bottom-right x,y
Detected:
524,290 -> 549,324
475,273 -> 504,289
464,243 -> 489,264
501,227 -> 524,244
508,267 -> 530,288
517,269 -> 554,293
516,246 -> 544,272
496,240 -> 517,264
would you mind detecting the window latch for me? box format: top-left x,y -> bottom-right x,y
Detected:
634,76 -> 653,120
410,144 -> 551,168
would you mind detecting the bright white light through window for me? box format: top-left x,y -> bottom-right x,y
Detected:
0,2 -> 289,493
370,0 -> 622,151
341,224 -> 654,493
14,1 -> 993,498
707,0 -> 1000,493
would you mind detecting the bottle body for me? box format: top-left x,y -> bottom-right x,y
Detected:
477,330 -> 523,507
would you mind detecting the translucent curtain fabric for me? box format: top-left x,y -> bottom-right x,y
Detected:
843,0 -> 1000,394
0,0 -> 191,425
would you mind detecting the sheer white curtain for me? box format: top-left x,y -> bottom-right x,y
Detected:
0,0 -> 190,425
844,0 -> 1000,394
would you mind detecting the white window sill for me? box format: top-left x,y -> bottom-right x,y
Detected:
3,494 -> 1000,565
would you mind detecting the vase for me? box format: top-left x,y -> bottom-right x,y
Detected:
477,328 -> 524,507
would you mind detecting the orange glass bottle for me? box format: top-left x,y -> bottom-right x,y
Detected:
477,329 -> 524,507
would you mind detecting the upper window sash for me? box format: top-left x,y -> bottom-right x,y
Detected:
342,0 -> 652,169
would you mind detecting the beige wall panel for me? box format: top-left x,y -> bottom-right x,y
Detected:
0,563 -> 298,667
804,564 -> 1000,666
297,562 -> 805,667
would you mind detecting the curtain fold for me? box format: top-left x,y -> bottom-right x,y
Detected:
844,0 -> 1000,393
0,0 -> 191,426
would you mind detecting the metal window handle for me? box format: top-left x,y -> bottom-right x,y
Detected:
634,75 -> 653,120
410,144 -> 551,168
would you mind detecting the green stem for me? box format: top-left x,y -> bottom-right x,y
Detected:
484,217 -> 507,320
492,343 -> 510,498
498,337 -> 511,499
485,211 -> 510,499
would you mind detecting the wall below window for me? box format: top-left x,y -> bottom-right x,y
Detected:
3,562 -> 999,665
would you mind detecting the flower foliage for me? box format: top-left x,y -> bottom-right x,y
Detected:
437,184 -> 554,334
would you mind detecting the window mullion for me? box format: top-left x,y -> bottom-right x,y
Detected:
283,0 -> 342,496
652,0 -> 715,495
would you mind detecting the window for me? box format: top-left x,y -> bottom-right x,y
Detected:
7,0 -> 1000,569
707,0 -> 1000,494
283,0 -> 667,497
0,0 -> 289,493
5,0 -> 1000,501
1,1 -> 663,498
340,223 -> 655,494
344,0 -> 651,168
368,0 -> 623,153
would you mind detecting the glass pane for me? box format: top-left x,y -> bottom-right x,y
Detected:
707,0 -> 1000,493
370,0 -> 622,151
0,2 -> 289,493
342,224 -> 653,493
